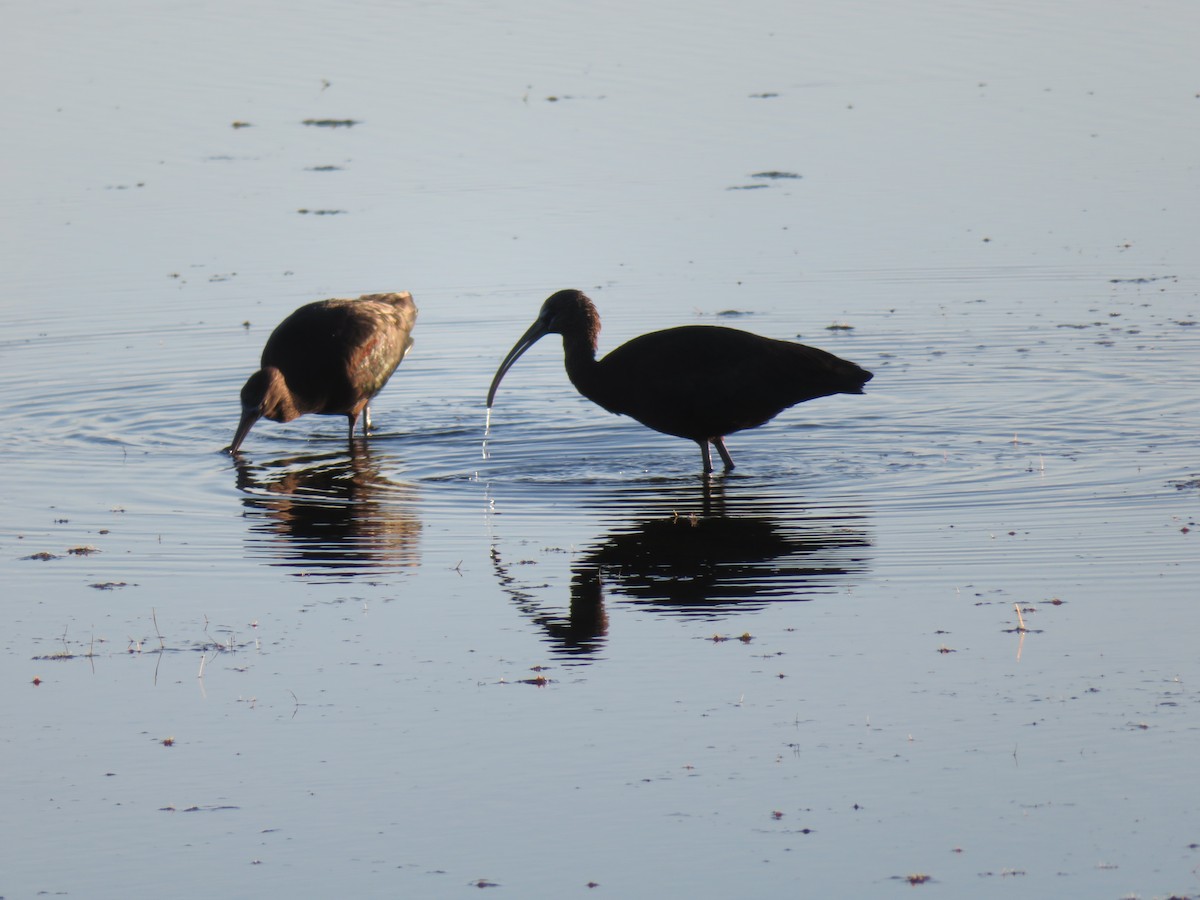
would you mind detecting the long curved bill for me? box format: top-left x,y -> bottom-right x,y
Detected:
225,407 -> 260,454
486,317 -> 551,408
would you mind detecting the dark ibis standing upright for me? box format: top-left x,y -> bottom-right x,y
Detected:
486,289 -> 872,473
226,292 -> 417,453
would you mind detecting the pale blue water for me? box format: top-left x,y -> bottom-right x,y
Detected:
2,0 -> 1199,897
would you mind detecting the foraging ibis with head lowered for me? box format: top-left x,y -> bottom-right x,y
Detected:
226,292 -> 417,453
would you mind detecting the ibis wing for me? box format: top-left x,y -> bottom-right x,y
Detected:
595,326 -> 866,440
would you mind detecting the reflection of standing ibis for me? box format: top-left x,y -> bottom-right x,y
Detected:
486,289 -> 872,473
227,292 -> 417,453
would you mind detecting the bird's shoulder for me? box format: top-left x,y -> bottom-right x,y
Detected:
602,325 -> 791,369
274,297 -> 409,341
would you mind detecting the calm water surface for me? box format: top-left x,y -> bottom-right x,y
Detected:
2,0 -> 1198,897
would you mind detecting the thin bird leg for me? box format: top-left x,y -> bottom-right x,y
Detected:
699,440 -> 714,474
347,412 -> 360,444
713,437 -> 735,471
363,404 -> 373,435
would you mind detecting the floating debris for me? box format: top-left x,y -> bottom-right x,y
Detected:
301,118 -> 360,128
1108,275 -> 1175,284
231,121 -> 252,129
751,170 -> 801,179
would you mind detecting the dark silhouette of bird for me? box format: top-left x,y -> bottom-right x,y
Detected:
226,292 -> 417,453
486,289 -> 872,473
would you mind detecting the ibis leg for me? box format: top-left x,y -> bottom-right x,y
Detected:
699,440 -> 714,474
713,437 -> 735,471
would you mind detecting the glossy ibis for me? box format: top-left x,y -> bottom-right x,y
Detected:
486,289 -> 872,473
226,292 -> 417,453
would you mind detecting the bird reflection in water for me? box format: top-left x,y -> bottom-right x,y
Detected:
491,482 -> 871,662
491,545 -> 610,659
232,444 -> 420,577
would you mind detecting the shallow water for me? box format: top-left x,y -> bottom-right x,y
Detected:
3,0 -> 1199,897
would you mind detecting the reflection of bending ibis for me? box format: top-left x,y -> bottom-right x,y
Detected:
227,292 -> 417,453
487,289 -> 872,473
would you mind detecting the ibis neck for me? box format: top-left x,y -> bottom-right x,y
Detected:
562,332 -> 608,406
260,367 -> 303,422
